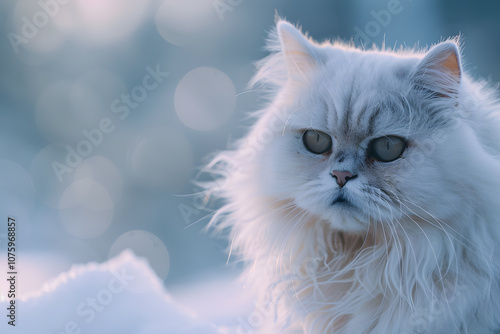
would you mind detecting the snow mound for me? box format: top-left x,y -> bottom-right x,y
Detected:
0,251 -> 221,334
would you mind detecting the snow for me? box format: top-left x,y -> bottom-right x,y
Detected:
0,251 -> 253,334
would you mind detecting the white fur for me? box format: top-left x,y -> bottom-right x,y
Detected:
203,21 -> 500,333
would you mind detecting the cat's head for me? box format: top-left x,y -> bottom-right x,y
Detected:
244,21 -> 480,234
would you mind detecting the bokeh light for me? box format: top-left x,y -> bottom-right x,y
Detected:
35,70 -> 125,146
71,69 -> 127,121
11,0 -> 69,57
30,145 -> 74,208
109,230 -> 170,281
155,0 -> 217,46
175,67 -> 236,131
130,127 -> 194,189
73,0 -> 150,44
74,156 -> 123,206
35,81 -> 82,145
59,178 -> 114,239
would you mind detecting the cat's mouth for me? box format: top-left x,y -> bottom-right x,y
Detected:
332,193 -> 349,205
327,187 -> 394,231
331,190 -> 354,207
326,192 -> 367,231
328,189 -> 368,230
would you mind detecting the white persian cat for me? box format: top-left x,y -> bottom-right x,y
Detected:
204,20 -> 500,333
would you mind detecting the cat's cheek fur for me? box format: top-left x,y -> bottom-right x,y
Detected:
398,122 -> 496,228
256,133 -> 304,198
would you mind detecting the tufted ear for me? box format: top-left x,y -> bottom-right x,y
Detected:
414,41 -> 462,98
277,21 -> 319,81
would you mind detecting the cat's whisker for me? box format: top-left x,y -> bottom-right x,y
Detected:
184,208 -> 218,230
399,93 -> 414,138
274,208 -> 317,308
288,55 -> 311,84
282,106 -> 306,135
234,89 -> 269,97
226,233 -> 236,265
366,204 -> 400,324
384,189 -> 467,253
380,192 -> 458,308
288,215 -> 328,304
393,198 -> 460,281
401,212 -> 447,301
386,191 -> 484,274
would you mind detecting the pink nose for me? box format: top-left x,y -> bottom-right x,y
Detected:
331,170 -> 355,188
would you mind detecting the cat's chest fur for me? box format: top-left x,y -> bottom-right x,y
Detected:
247,217 -> 489,333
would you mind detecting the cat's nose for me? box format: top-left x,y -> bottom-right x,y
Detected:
331,170 -> 356,188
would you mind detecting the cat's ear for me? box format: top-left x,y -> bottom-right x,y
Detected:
414,40 -> 462,98
277,21 -> 319,81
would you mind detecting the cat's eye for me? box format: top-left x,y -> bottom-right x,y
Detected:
303,130 -> 332,154
369,136 -> 406,162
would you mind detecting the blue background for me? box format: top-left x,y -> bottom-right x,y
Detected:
0,0 -> 498,291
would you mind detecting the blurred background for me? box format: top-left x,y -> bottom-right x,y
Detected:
0,0 -> 499,296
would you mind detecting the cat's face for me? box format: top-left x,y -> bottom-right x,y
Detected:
253,22 -> 466,233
